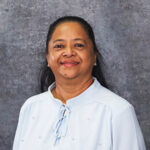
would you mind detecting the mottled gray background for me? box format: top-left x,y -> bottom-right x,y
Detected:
0,0 -> 150,149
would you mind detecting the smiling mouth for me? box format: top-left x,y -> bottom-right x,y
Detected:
60,61 -> 79,67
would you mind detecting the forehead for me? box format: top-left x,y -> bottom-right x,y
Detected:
51,21 -> 89,40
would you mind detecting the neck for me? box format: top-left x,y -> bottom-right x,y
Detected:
52,76 -> 94,104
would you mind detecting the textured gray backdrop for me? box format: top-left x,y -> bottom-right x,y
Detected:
0,0 -> 150,149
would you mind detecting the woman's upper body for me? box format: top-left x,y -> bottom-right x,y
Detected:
13,16 -> 146,150
13,77 -> 146,150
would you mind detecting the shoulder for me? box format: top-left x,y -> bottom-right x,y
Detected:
93,81 -> 134,117
20,91 -> 50,113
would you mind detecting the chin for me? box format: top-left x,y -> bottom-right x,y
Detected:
61,73 -> 79,80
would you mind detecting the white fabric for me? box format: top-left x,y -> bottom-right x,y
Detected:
13,78 -> 146,150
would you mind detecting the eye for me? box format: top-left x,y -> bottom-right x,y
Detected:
54,44 -> 64,49
74,43 -> 84,48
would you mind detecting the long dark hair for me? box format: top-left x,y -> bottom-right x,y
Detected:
40,16 -> 108,92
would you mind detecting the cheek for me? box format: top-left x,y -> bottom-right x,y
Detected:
82,52 -> 95,63
48,52 -> 59,65
49,55 -> 55,64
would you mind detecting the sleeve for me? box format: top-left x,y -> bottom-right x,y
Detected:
112,105 -> 146,150
12,101 -> 31,150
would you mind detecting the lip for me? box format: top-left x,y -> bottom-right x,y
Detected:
60,60 -> 79,67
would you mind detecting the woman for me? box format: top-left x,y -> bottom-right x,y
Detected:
13,16 -> 146,150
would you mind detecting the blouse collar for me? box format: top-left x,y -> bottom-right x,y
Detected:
47,77 -> 102,110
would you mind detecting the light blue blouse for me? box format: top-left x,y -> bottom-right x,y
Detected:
13,78 -> 146,150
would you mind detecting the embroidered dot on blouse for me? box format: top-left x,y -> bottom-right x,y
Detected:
98,143 -> 102,146
32,116 -> 35,120
87,117 -> 91,120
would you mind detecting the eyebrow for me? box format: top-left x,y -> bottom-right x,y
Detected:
53,38 -> 86,43
74,38 -> 86,43
53,39 -> 64,43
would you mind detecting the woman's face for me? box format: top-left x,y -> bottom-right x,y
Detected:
46,21 -> 97,80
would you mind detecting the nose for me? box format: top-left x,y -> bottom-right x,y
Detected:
62,45 -> 75,57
